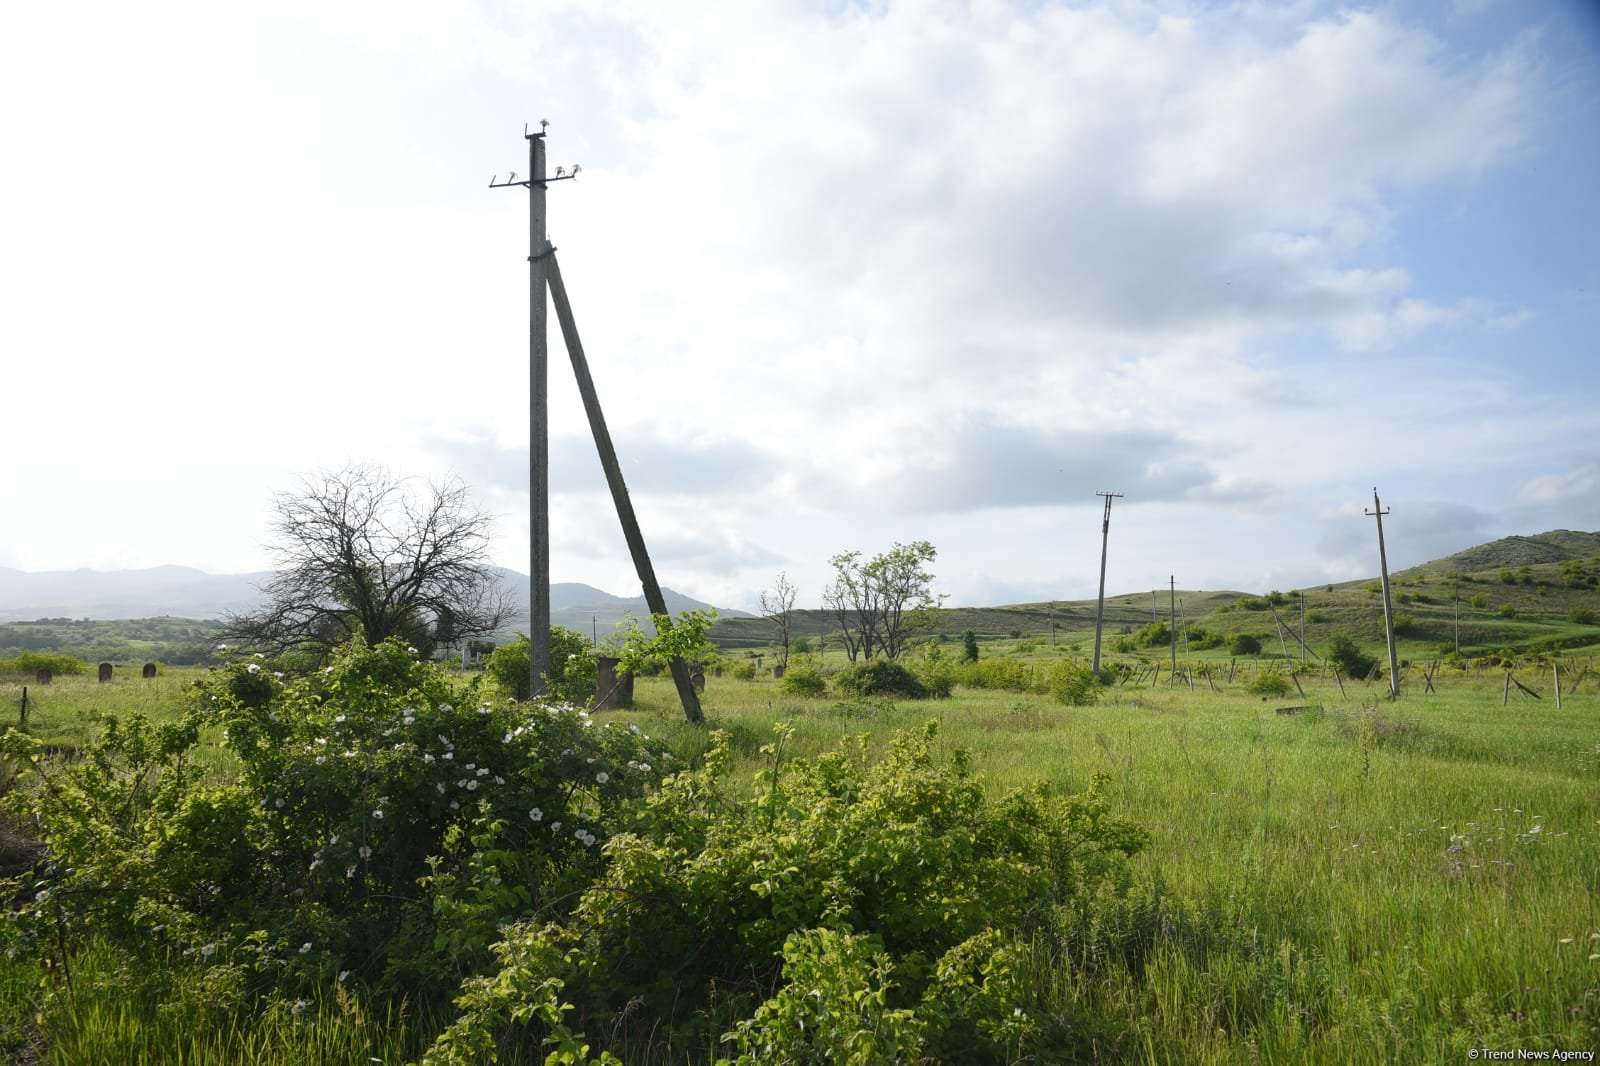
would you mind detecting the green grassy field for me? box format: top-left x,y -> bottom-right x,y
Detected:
1,653 -> 1596,1062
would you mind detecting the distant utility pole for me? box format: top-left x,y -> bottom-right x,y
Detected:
1365,488 -> 1401,699
1453,577 -> 1461,655
1169,575 -> 1177,677
492,125 -> 703,723
1090,490 -> 1123,675
1298,590 -> 1306,662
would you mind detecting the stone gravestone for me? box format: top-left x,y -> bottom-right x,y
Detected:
689,664 -> 706,693
772,665 -> 786,680
98,662 -> 114,683
35,668 -> 53,685
595,657 -> 634,710
142,663 -> 157,679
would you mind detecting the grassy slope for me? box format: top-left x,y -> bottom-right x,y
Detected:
713,530 -> 1600,661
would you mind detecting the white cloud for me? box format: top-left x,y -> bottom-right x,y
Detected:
1515,463 -> 1600,506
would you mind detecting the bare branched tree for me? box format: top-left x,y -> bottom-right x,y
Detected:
759,571 -> 798,669
220,465 -> 510,658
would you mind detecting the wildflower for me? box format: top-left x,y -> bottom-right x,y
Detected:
443,752 -> 453,760
466,780 -> 479,791
323,666 -> 334,674
273,671 -> 284,679
345,865 -> 356,879
217,643 -> 229,650
309,859 -> 321,871
424,753 -> 435,763
639,763 -> 651,773
449,801 -> 459,810
330,834 -> 340,845
629,724 -> 641,735
436,783 -> 446,793
254,653 -> 265,660
359,845 -> 371,859
595,771 -> 610,784
247,663 -> 261,674
550,821 -> 562,832
372,810 -> 384,820
334,714 -> 346,723
440,704 -> 453,713
338,970 -> 350,982
274,798 -> 285,809
300,942 -> 312,954
476,767 -> 489,777
292,999 -> 308,1016
407,646 -> 418,654
575,828 -> 587,841
494,776 -> 505,785
529,807 -> 543,821
200,943 -> 217,957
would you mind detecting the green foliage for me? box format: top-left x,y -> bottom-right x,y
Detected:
1391,610 -> 1415,634
615,610 -> 717,676
0,650 -> 87,676
958,656 -> 1036,692
1134,619 -> 1171,647
1567,607 -> 1596,625
1470,593 -> 1488,608
1045,661 -> 1100,707
961,629 -> 980,663
485,628 -> 598,706
1246,669 -> 1292,697
777,656 -> 828,698
1326,633 -> 1377,679
1229,633 -> 1262,656
1499,604 -> 1518,619
0,639 -> 667,1008
834,659 -> 929,699
422,721 -> 1145,1062
727,661 -> 757,681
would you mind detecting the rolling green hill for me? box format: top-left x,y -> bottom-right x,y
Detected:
711,530 -> 1600,661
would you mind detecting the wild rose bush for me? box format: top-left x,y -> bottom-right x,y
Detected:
1,639 -> 669,999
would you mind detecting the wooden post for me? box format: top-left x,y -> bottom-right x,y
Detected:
1290,671 -> 1306,699
1553,662 -> 1562,710
1332,666 -> 1346,698
1502,670 -> 1512,706
18,686 -> 27,729
545,251 -> 704,724
1091,491 -> 1121,675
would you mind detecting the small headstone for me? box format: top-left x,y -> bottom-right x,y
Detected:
754,655 -> 764,669
713,666 -> 723,678
141,662 -> 157,679
98,662 -> 114,683
35,668 -> 53,685
689,664 -> 706,693
772,665 -> 786,680
595,657 -> 634,710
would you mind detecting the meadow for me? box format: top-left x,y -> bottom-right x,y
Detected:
1,647 -> 1595,1063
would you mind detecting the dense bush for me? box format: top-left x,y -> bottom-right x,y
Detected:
484,627 -> 597,705
834,659 -> 929,699
1326,633 -> 1377,679
0,640 -> 667,1003
1228,634 -> 1262,656
0,650 -> 86,676
777,656 -> 827,697
1045,661 -> 1100,706
423,721 -> 1148,1063
1246,669 -> 1293,698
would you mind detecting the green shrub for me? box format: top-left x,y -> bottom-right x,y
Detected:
1228,634 -> 1262,656
1470,594 -> 1487,608
0,650 -> 86,676
1045,661 -> 1099,706
0,639 -> 667,1005
728,661 -> 757,681
1499,604 -> 1518,619
778,656 -> 827,698
1391,611 -> 1415,634
1134,620 -> 1170,647
910,643 -> 957,698
422,721 -> 1147,1063
961,629 -> 979,663
834,659 -> 928,699
1567,608 -> 1597,625
957,656 -> 1034,692
484,627 -> 597,705
1246,669 -> 1292,697
1326,633 -> 1377,679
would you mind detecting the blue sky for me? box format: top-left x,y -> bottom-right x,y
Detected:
1,0 -> 1596,612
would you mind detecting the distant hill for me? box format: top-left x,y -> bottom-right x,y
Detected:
1414,530 -> 1600,574
0,564 -> 747,630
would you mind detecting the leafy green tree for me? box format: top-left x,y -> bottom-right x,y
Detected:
486,628 -> 597,705
823,541 -> 942,662
961,629 -> 980,663
1228,633 -> 1261,656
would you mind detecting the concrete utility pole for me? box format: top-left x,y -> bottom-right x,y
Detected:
491,123 -> 580,701
1091,491 -> 1123,675
1299,590 -> 1306,662
1366,488 -> 1402,699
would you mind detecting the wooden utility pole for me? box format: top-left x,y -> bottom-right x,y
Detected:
1091,491 -> 1122,675
1298,590 -> 1306,662
1169,575 -> 1177,678
1366,488 -> 1401,699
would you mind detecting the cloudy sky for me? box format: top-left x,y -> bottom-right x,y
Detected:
3,0 -> 1597,611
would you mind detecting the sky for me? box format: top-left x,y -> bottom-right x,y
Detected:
2,0 -> 1597,612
